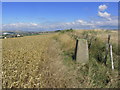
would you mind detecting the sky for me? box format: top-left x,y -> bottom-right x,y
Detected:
2,2 -> 118,31
1,0 -> 119,2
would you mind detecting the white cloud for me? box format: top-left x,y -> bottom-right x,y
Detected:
31,23 -> 38,26
91,19 -> 118,27
75,20 -> 87,25
2,17 -> 118,31
98,4 -> 107,11
98,11 -> 111,21
98,4 -> 112,21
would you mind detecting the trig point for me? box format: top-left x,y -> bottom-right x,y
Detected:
75,39 -> 89,64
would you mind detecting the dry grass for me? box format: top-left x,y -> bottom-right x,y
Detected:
2,34 -> 81,88
3,35 -> 53,88
75,29 -> 118,44
2,30 -> 119,88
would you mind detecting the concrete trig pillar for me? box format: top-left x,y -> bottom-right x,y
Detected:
75,39 -> 89,64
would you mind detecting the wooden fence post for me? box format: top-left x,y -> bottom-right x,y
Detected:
110,44 -> 114,70
104,35 -> 111,65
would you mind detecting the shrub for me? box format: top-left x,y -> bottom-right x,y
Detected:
89,38 -> 106,63
58,29 -> 74,34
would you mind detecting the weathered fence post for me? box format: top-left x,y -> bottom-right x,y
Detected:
110,44 -> 114,70
75,39 -> 89,64
104,35 -> 111,65
104,35 -> 114,70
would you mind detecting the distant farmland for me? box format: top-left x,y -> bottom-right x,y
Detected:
2,30 -> 119,88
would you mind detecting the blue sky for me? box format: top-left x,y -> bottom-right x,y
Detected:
2,2 -> 118,31
2,0 -> 119,2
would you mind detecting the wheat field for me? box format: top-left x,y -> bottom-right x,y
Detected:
2,33 -> 80,88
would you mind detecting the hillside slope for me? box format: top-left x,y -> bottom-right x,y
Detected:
2,30 -> 119,88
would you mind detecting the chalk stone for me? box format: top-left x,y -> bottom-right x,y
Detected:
76,39 -> 89,64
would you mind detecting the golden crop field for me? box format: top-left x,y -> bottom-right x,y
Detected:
2,33 -> 80,88
2,30 -> 119,88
